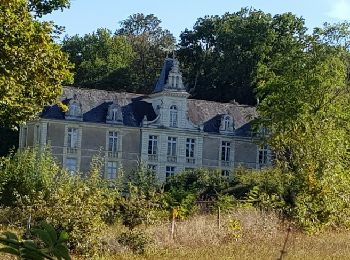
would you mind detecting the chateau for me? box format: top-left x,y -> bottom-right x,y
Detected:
19,58 -> 269,181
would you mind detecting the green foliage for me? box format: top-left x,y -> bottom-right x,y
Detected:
227,218 -> 242,240
117,230 -> 151,254
214,194 -> 236,213
62,29 -> 134,89
0,147 -> 58,207
116,13 -> 176,93
0,222 -> 70,260
254,19 -> 350,231
0,127 -> 18,157
0,149 -> 119,256
163,169 -> 232,218
120,164 -> 167,228
28,0 -> 70,17
178,8 -> 307,105
0,0 -> 73,127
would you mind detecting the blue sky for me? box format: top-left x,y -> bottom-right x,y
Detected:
42,0 -> 350,41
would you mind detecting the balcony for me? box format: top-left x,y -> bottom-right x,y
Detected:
148,154 -> 158,162
66,147 -> 78,154
186,158 -> 195,164
167,156 -> 177,163
107,151 -> 118,158
221,161 -> 231,167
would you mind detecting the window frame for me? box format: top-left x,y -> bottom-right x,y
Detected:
169,105 -> 178,127
67,127 -> 78,148
148,135 -> 158,155
221,141 -> 231,162
106,161 -> 118,179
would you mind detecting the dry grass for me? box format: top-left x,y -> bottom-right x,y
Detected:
2,209 -> 350,259
92,209 -> 350,260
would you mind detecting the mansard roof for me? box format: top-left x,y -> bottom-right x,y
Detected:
41,86 -> 256,137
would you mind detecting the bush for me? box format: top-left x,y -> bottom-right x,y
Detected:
117,230 -> 151,254
0,149 -> 120,256
0,147 -> 58,207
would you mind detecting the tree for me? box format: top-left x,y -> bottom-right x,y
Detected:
177,8 -> 307,105
116,13 -> 176,93
256,29 -> 350,230
0,0 -> 72,127
62,29 -> 134,90
28,0 -> 70,17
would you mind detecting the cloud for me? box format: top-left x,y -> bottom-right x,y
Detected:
328,0 -> 350,20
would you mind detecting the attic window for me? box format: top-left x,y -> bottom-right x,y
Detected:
170,105 -> 178,127
107,102 -> 123,124
112,108 -> 118,121
223,116 -> 230,130
65,98 -> 82,120
69,103 -> 79,117
220,115 -> 233,133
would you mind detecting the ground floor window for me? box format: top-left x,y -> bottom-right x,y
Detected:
166,166 -> 175,178
106,161 -> 118,179
66,157 -> 77,173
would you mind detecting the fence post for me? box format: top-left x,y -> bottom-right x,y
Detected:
170,208 -> 176,239
217,206 -> 221,230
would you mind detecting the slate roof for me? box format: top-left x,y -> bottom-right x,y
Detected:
41,86 -> 256,137
153,58 -> 174,93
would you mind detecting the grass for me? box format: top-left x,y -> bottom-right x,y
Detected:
89,209 -> 350,260
2,208 -> 350,259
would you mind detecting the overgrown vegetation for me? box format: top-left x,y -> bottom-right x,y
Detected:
1,141 -> 350,258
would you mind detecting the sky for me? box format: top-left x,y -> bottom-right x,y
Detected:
42,0 -> 350,41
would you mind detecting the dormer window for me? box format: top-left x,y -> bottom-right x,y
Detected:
220,115 -> 234,133
65,97 -> 82,121
106,102 -> 123,124
224,116 -> 230,130
170,105 -> 178,127
69,103 -> 78,116
112,108 -> 118,121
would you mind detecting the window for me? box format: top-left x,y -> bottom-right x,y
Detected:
148,135 -> 158,155
221,141 -> 231,166
170,105 -> 178,127
106,161 -> 118,179
66,158 -> 77,173
148,164 -> 157,172
221,170 -> 230,177
112,108 -> 118,121
259,145 -> 269,167
22,127 -> 28,147
67,128 -> 78,148
108,131 -> 118,156
186,138 -> 195,163
35,125 -> 41,144
223,116 -> 230,130
167,137 -> 177,162
69,103 -> 78,116
166,166 -> 175,178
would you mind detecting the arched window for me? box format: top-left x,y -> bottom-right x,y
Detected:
106,102 -> 123,124
65,97 -> 82,120
170,105 -> 178,127
112,108 -> 118,121
224,116 -> 230,130
69,103 -> 79,117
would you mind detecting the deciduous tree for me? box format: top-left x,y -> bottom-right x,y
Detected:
62,29 -> 134,90
0,0 -> 72,127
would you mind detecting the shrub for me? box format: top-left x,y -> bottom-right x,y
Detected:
0,147 -> 58,207
117,230 -> 151,254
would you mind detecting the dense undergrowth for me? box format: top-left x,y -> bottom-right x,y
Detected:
1,147 -> 350,258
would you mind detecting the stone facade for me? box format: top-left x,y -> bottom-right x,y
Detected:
19,58 -> 270,180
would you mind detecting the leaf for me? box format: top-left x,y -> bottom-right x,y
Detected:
31,229 -> 53,247
53,244 -> 71,260
57,231 -> 69,243
0,247 -> 20,256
